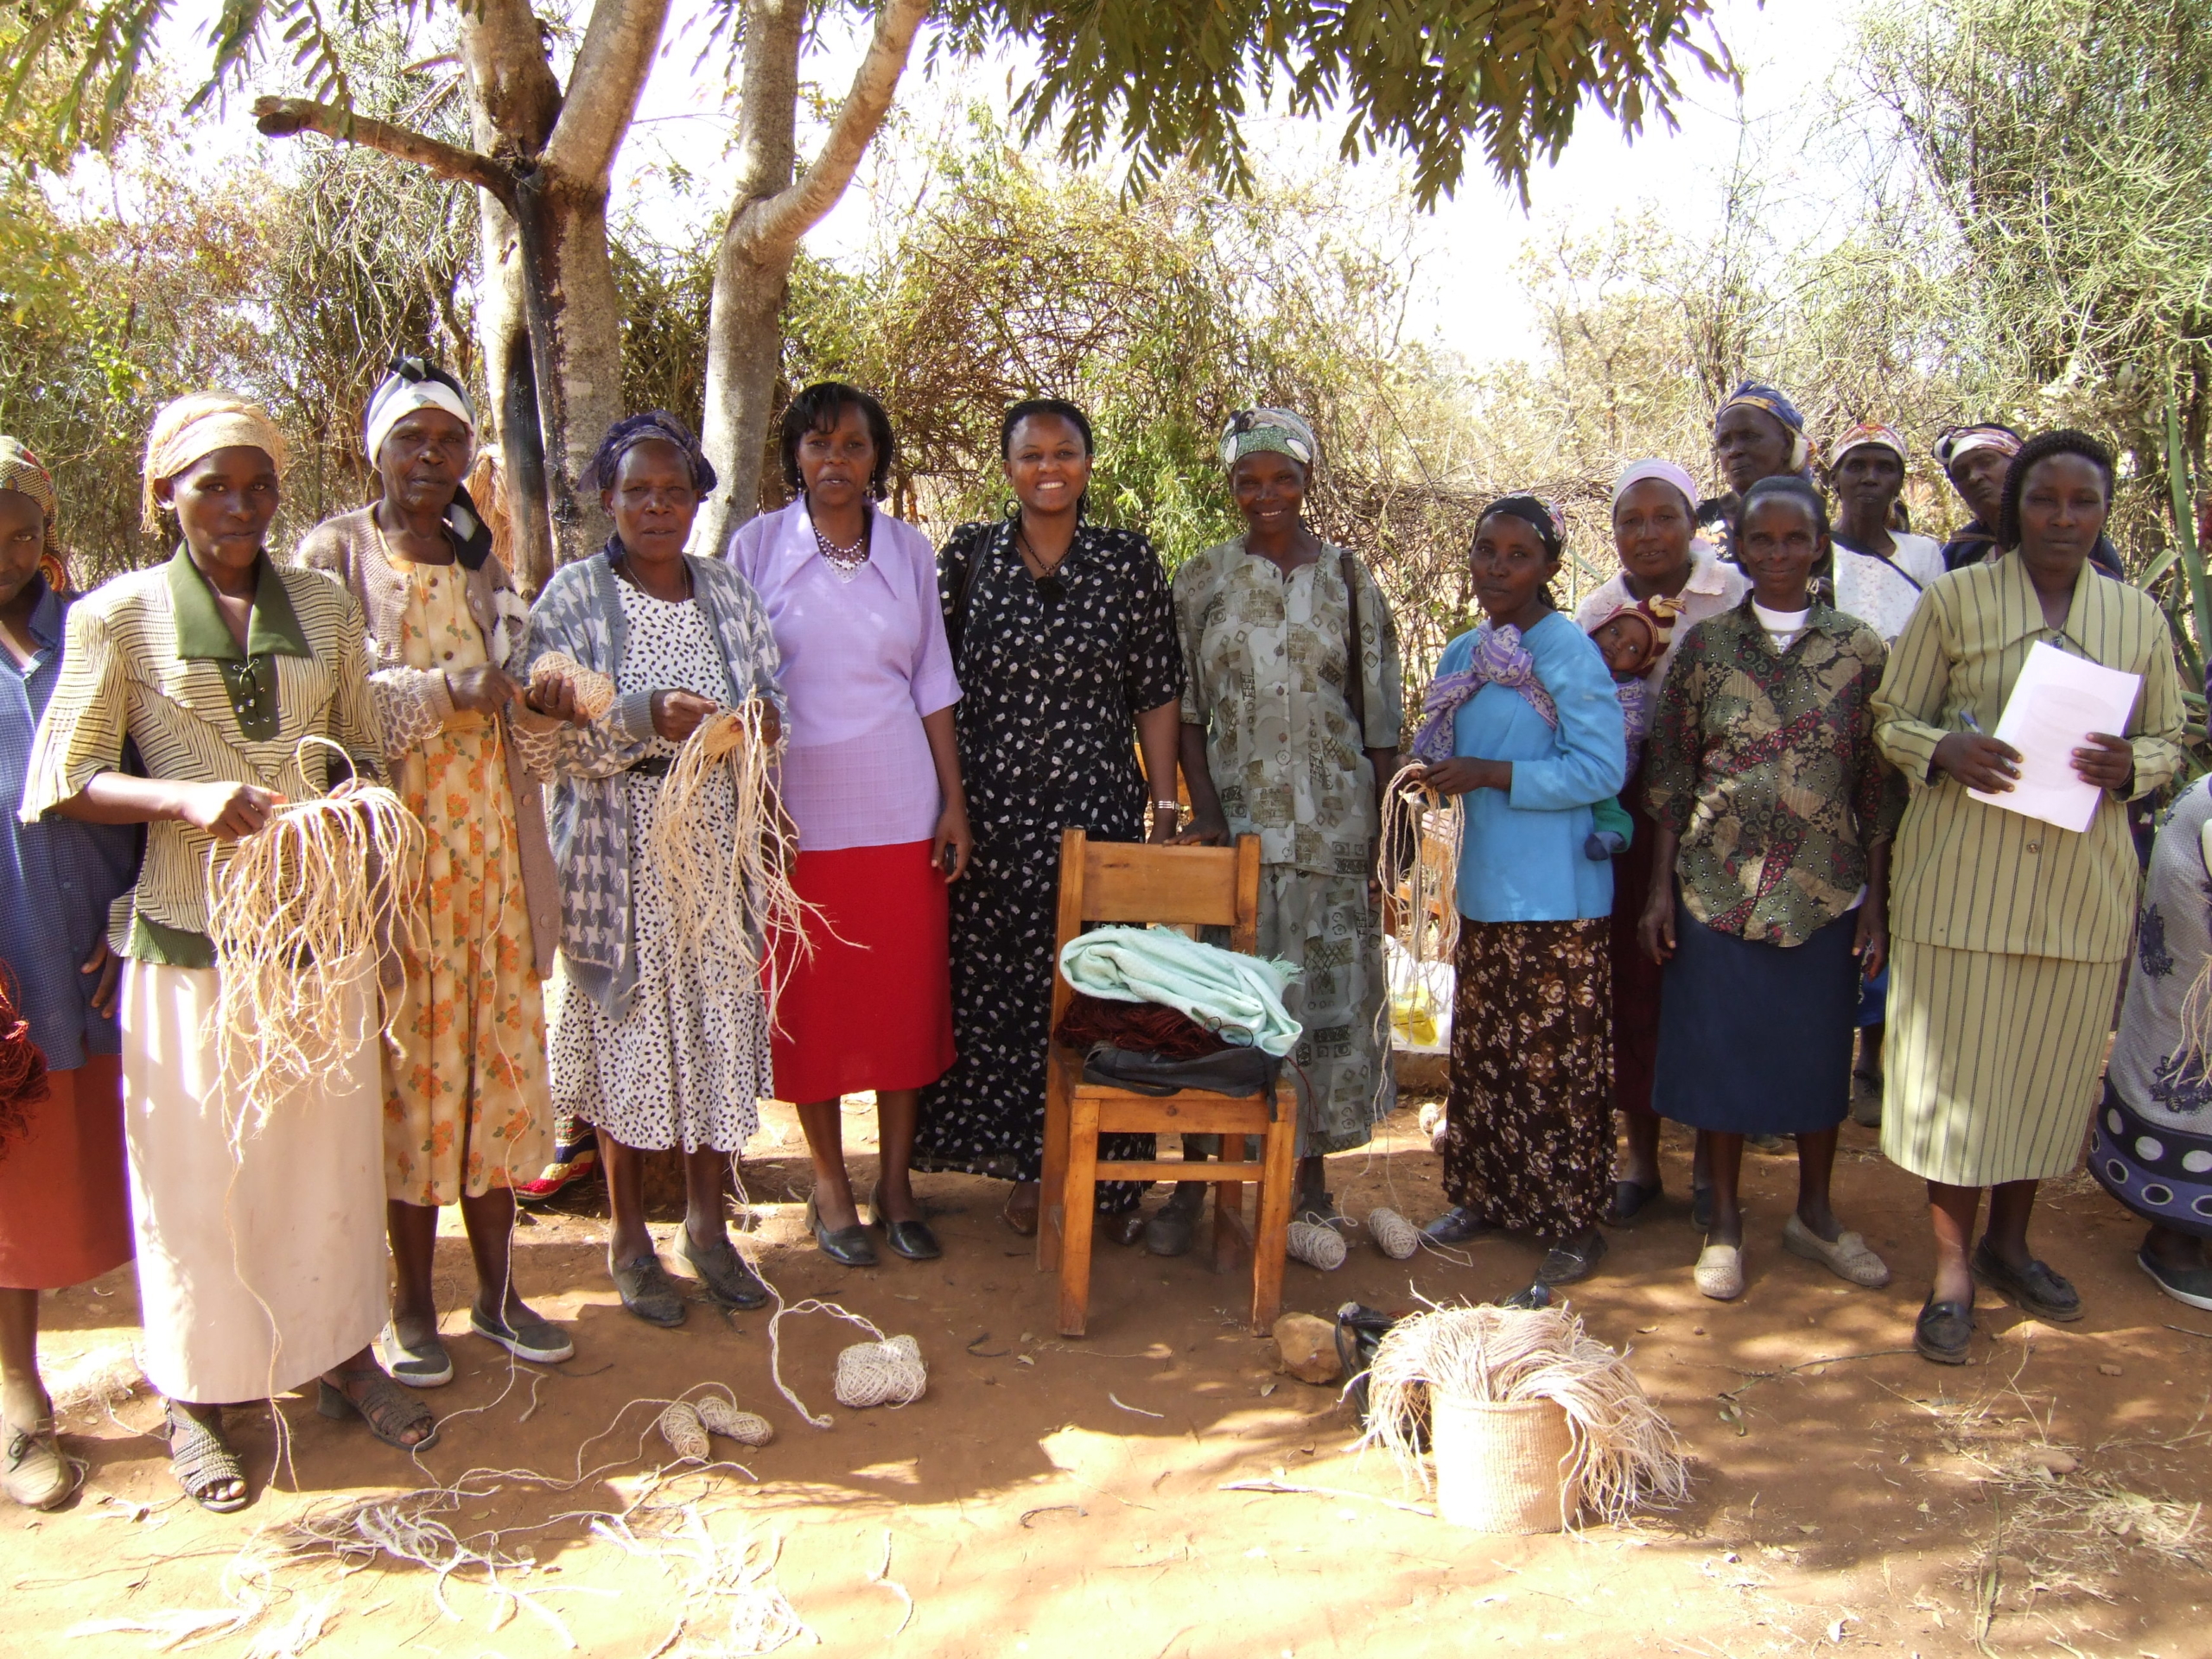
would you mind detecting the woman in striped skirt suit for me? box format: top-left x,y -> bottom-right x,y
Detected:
1872,429 -> 2186,1365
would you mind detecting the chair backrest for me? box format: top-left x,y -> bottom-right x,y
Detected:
1049,830 -> 1262,1028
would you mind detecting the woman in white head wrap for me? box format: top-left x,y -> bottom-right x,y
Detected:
1573,460 -> 1748,1229
21,391 -> 435,1512
298,359 -> 575,1390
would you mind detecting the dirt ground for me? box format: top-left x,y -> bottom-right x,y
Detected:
3,1091 -> 2209,1659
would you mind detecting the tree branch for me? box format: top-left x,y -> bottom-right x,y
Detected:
252,96 -> 513,206
539,0 -> 672,187
738,0 -> 930,255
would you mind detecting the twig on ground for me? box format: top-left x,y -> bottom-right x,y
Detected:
1109,1394 -> 1164,1419
1219,1478 -> 1434,1517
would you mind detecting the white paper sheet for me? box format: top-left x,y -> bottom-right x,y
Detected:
1967,641 -> 2142,833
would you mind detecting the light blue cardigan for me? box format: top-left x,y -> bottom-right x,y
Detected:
524,546 -> 787,1020
1438,609 -> 1627,924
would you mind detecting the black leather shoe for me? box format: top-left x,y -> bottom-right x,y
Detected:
678,1228 -> 769,1308
806,1197 -> 878,1267
1421,1205 -> 1492,1244
1915,1296 -> 1974,1364
1535,1229 -> 1608,1287
1971,1240 -> 2082,1322
1097,1209 -> 1146,1248
868,1202 -> 942,1261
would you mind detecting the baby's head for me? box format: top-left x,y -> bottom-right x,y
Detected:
1589,607 -> 1660,680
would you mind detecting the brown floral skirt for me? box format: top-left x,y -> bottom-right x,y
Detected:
1442,918 -> 1614,1241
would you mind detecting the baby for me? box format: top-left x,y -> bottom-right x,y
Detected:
1582,604 -> 1662,861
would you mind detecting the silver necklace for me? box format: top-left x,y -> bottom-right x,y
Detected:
812,514 -> 870,581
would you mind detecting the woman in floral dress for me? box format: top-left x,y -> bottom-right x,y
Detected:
299,359 -> 571,1384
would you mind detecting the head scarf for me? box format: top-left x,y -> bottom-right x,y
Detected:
1409,623 -> 1554,763
1829,421 -> 1908,467
364,356 -> 475,464
1219,408 -> 1318,472
1932,423 -> 2024,472
586,410 -> 718,497
0,437 -> 65,593
1478,493 -> 1565,560
141,392 -> 288,537
1717,382 -> 1813,472
1611,458 -> 1699,515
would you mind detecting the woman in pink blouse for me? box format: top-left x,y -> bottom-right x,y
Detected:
726,383 -> 969,1267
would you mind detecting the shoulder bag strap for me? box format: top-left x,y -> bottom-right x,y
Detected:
1339,547 -> 1369,746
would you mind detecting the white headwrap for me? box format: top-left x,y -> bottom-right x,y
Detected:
364,365 -> 474,464
1611,459 -> 1700,513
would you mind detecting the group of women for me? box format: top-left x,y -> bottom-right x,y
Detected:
0,367 -> 2200,1519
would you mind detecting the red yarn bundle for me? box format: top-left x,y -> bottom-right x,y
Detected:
0,969 -> 52,1165
1052,992 -> 1230,1060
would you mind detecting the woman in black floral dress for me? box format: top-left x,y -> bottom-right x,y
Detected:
913,400 -> 1185,1241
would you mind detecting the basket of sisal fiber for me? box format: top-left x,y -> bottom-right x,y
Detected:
1358,1304 -> 1686,1534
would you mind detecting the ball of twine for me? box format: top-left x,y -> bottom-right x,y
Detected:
1287,1219 -> 1348,1271
696,1395 -> 775,1447
658,1401 -> 709,1462
1367,1206 -> 1421,1261
833,1333 -> 926,1408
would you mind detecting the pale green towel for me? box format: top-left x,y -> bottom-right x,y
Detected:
1057,925 -> 1303,1057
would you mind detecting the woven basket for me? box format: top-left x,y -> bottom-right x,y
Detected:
1430,1394 -> 1580,1533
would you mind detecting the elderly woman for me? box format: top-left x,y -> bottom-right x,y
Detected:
1173,409 -> 1402,1228
22,393 -> 432,1511
1413,498 -> 1624,1291
727,383 -> 967,1268
298,359 -> 569,1384
525,413 -> 784,1325
912,399 -> 1185,1245
0,441 -> 137,1510
1641,476 -> 1903,1300
1698,383 -> 1815,566
1875,429 -> 2186,1363
1573,459 -> 1747,1226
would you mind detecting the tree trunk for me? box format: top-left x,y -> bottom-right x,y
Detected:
696,0 -> 929,555
696,0 -> 806,557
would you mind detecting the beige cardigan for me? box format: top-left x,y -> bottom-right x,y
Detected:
296,506 -> 563,979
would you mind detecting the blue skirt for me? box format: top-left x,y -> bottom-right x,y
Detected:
1652,903 -> 1858,1135
2092,1084 -> 2212,1240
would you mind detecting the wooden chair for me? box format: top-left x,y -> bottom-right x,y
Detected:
1038,829 -> 1298,1338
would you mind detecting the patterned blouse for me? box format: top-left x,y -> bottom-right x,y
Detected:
1173,538 -> 1404,878
1645,597 -> 1905,947
939,518 -> 1184,832
20,549 -> 380,964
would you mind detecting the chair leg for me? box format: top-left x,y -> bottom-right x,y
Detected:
1212,1134 -> 1246,1273
1039,1060 -> 1071,1274
1057,1097 -> 1101,1337
1249,1117 -> 1299,1332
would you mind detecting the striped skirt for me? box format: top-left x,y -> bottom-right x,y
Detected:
1881,938 -> 2116,1187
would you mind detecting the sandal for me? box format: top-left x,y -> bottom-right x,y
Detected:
3,1411 -> 73,1511
318,1368 -> 441,1452
1602,1179 -> 1663,1227
163,1403 -> 249,1513
612,1251 -> 691,1325
374,1320 -> 454,1389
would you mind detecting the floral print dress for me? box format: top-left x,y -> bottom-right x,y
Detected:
385,559 -> 550,1205
912,521 -> 1184,1195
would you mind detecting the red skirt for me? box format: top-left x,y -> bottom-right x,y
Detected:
771,840 -> 954,1102
0,1056 -> 133,1289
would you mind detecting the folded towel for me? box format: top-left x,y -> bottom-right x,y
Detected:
1057,925 -> 1303,1058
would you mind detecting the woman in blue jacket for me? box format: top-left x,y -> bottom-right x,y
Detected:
1411,497 -> 1627,1289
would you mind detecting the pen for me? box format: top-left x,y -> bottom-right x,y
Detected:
1959,710 -> 1983,734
